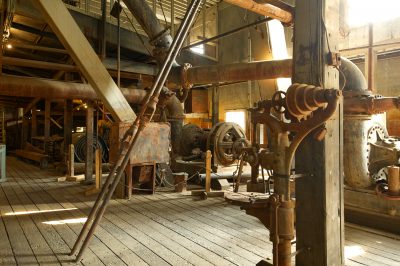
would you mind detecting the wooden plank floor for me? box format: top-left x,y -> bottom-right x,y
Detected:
1,157 -> 400,266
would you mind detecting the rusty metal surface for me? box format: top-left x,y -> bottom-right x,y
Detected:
207,122 -> 247,167
185,89 -> 209,113
122,0 -> 173,61
344,95 -> 400,115
343,113 -> 400,189
186,59 -> 292,85
343,115 -> 384,188
387,166 -> 400,196
109,122 -> 170,164
225,84 -> 341,266
224,0 -> 293,24
285,84 -> 326,121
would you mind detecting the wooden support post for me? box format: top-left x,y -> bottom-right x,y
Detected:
211,85 -> 219,126
367,23 -> 376,92
63,144 -> 84,182
18,108 -> 28,148
36,0 -> 136,122
84,101 -> 94,183
44,99 -> 51,150
205,150 -> 212,192
64,99 -> 73,161
293,0 -> 344,265
68,144 -> 74,177
95,149 -> 102,189
85,149 -> 102,196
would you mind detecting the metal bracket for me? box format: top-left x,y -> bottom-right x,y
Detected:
327,52 -> 341,67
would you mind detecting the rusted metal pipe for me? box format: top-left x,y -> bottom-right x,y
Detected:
224,0 -> 293,24
344,96 -> 400,115
121,0 -> 173,62
185,59 -> 292,85
255,0 -> 294,13
0,75 -> 145,102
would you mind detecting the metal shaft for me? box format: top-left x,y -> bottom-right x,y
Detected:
72,0 -> 203,261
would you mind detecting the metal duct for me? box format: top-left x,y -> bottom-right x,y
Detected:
340,57 -> 368,92
121,0 -> 173,62
185,59 -> 293,85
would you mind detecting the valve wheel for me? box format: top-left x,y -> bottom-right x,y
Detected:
271,91 -> 287,114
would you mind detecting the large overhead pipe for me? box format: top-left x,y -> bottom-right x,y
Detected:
0,75 -> 146,101
184,58 -> 292,85
0,74 -> 184,154
224,0 -> 293,24
121,0 -> 173,62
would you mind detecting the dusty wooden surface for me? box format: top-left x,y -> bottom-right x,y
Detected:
0,157 -> 399,265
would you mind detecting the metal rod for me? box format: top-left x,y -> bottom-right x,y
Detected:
117,0 -> 121,88
72,0 -> 203,260
182,17 -> 272,50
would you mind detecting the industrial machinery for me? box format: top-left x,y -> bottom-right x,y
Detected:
340,58 -> 400,233
177,122 -> 248,171
226,84 -> 341,266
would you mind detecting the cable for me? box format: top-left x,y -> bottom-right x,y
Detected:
121,8 -> 152,56
158,0 -> 168,27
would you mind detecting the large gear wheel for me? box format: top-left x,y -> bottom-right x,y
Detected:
207,122 -> 247,166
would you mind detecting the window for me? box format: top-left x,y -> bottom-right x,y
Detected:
267,20 -> 291,92
190,44 -> 205,55
225,110 -> 246,132
347,0 -> 400,27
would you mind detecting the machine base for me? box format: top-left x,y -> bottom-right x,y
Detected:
345,187 -> 400,234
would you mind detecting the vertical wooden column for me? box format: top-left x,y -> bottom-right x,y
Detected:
44,99 -> 51,151
85,101 -> 94,183
293,0 -> 344,265
211,85 -> 219,126
64,99 -> 73,161
205,150 -> 212,192
18,108 -> 28,148
366,23 -> 376,92
31,107 -> 37,140
68,144 -> 75,177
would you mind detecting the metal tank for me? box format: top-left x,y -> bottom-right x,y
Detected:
341,57 -> 400,189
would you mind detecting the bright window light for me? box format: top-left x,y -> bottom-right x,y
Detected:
345,245 -> 365,259
5,208 -> 77,216
190,44 -> 205,55
268,20 -> 292,92
43,217 -> 87,225
225,111 -> 246,132
348,0 -> 400,27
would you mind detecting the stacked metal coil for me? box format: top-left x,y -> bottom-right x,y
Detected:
71,133 -> 109,163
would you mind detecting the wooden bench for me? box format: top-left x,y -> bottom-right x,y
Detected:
15,150 -> 49,169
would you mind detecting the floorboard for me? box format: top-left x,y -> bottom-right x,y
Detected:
1,157 -> 400,266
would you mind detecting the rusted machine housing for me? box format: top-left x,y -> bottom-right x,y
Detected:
341,58 -> 400,234
226,84 -> 341,266
173,122 -> 247,175
109,122 -> 170,198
